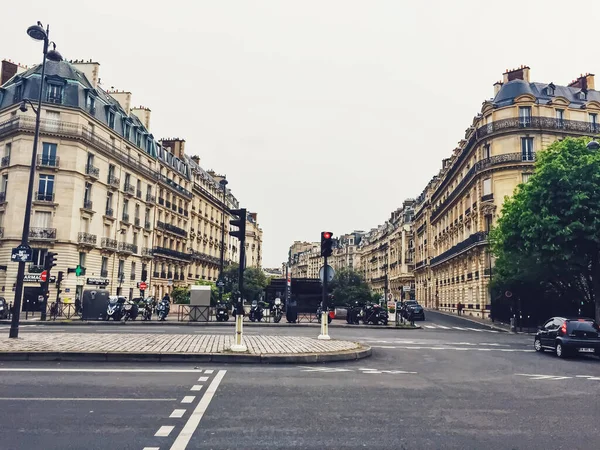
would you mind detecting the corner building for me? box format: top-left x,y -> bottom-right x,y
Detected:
414,66 -> 600,318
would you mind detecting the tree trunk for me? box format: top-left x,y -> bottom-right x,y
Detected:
593,258 -> 600,323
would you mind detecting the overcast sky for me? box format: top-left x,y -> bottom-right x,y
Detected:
4,1 -> 600,267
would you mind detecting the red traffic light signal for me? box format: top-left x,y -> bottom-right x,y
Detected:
321,231 -> 334,257
323,232 -> 332,240
40,270 -> 48,283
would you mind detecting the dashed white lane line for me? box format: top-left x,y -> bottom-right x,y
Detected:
204,370 -> 214,374
155,425 -> 174,437
190,385 -> 203,391
466,328 -> 484,332
181,396 -> 195,404
198,376 -> 209,382
436,325 -> 450,329
170,409 -> 186,418
424,325 -> 436,329
170,370 -> 227,450
143,447 -> 160,450
452,327 -> 467,330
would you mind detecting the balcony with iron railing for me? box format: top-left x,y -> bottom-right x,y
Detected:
108,175 -> 120,189
431,153 -> 535,221
481,193 -> 494,202
142,247 -> 153,257
156,221 -> 187,238
160,271 -> 166,278
83,200 -> 93,210
167,271 -> 173,279
144,220 -> 151,230
29,227 -> 57,241
158,197 -> 165,206
124,183 -> 135,196
134,217 -> 141,227
36,155 -> 59,169
146,193 -> 156,203
34,192 -> 55,203
77,232 -> 97,246
0,192 -> 5,203
0,227 -> 4,238
136,189 -> 142,199
117,272 -> 125,283
105,207 -> 114,218
152,246 -> 192,261
100,269 -> 109,277
153,272 -> 160,278
101,237 -> 118,250
118,242 -> 137,254
85,164 -> 99,178
430,231 -> 489,267
121,213 -> 130,223
165,200 -> 171,208
29,264 -> 44,273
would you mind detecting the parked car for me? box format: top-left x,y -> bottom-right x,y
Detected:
534,317 -> 600,358
401,300 -> 425,321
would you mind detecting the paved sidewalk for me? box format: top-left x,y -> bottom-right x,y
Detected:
426,308 -> 537,334
0,332 -> 371,363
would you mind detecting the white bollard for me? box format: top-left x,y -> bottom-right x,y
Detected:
318,311 -> 330,340
230,312 -> 247,352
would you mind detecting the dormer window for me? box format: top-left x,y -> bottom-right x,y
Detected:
135,130 -> 142,147
47,84 -> 63,104
578,90 -> 587,101
85,94 -> 96,114
123,121 -> 130,140
13,83 -> 23,102
546,83 -> 555,96
107,110 -> 115,129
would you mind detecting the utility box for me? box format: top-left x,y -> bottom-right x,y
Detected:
189,285 -> 211,322
82,288 -> 110,320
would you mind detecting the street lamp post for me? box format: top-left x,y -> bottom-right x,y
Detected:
9,22 -> 62,338
218,178 -> 228,302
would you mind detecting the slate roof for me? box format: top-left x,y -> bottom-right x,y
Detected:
493,78 -> 600,108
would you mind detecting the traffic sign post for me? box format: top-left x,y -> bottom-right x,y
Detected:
139,281 -> 148,291
319,265 -> 335,284
40,270 -> 48,283
11,245 -> 33,263
319,231 -> 334,341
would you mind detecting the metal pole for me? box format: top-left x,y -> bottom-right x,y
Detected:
218,179 -> 227,302
231,238 -> 247,352
9,27 -> 49,338
319,255 -> 330,340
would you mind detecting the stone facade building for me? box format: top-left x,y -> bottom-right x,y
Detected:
414,66 -> 600,318
0,58 -> 259,311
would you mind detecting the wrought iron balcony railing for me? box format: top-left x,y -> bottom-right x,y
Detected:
146,193 -> 156,203
83,200 -> 93,210
29,227 -> 57,240
77,232 -> 97,245
101,237 -> 118,250
124,183 -> 135,196
105,207 -> 114,217
108,175 -> 120,188
156,221 -> 187,238
85,165 -> 99,178
430,232 -> 488,267
152,246 -> 192,261
1,155 -> 9,167
35,192 -> 55,202
37,155 -> 59,168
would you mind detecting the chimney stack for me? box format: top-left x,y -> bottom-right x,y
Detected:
502,65 -> 530,83
493,80 -> 503,96
131,106 -> 151,130
71,60 -> 100,88
568,73 -> 595,91
191,155 -> 200,165
1,60 -> 28,86
161,138 -> 186,159
108,90 -> 132,115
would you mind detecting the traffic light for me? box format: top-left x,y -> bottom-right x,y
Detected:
321,231 -> 333,257
45,252 -> 58,271
229,208 -> 247,242
141,269 -> 148,282
56,271 -> 64,285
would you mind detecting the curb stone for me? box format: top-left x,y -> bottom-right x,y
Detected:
0,344 -> 372,364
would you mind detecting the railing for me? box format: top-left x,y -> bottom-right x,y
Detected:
144,221 -> 151,230
0,227 -> 3,238
184,210 -> 188,217
130,273 -> 136,280
146,193 -> 156,203
432,115 -> 597,202
118,242 -> 137,254
77,232 -> 97,245
35,192 -> 54,202
122,213 -> 130,223
158,174 -> 192,199
415,259 -> 427,270
37,155 -> 60,168
152,246 -> 192,261
47,303 -> 81,320
167,272 -> 173,279
83,200 -> 93,210
101,237 -> 118,250
134,217 -> 140,227
29,227 -> 57,240
431,153 -> 535,221
1,155 -> 9,167
481,193 -> 494,202
142,247 -> 153,257
160,271 -> 166,278
430,231 -> 488,267
0,192 -> 5,203
158,197 -> 165,205
108,175 -> 120,188
156,220 -> 187,238
416,223 -> 426,235
177,305 -> 211,322
178,207 -> 184,215
105,207 -> 114,217
189,249 -> 220,265
85,165 -> 99,178
136,189 -> 142,198
153,272 -> 159,278
124,183 -> 135,195
117,272 -> 125,283
29,265 -> 44,273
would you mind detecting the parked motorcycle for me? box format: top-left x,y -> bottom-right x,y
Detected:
362,303 -> 388,325
122,299 -> 140,322
215,301 -> 229,322
271,298 -> 283,323
249,300 -> 263,322
316,305 -> 334,324
139,297 -> 154,321
346,301 -> 362,324
156,298 -> 170,321
105,296 -> 126,321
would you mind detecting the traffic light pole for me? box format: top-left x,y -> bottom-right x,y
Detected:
230,208 -> 247,352
318,255 -> 330,340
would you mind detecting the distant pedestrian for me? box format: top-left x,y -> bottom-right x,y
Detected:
75,297 -> 82,315
457,302 -> 463,316
9,302 -> 14,319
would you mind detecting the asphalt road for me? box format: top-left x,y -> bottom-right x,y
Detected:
1,312 -> 599,449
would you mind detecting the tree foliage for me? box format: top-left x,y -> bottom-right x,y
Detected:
171,286 -> 190,304
490,137 -> 600,322
220,264 -> 269,301
328,268 -> 374,306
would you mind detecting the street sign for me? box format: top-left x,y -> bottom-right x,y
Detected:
23,273 -> 55,283
505,291 -> 513,298
319,265 -> 335,283
40,270 -> 48,282
11,245 -> 33,263
217,280 -> 225,288
75,265 -> 85,277
86,277 -> 109,286
139,281 -> 148,290
402,285 -> 411,293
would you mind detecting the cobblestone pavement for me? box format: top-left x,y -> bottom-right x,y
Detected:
0,333 -> 360,355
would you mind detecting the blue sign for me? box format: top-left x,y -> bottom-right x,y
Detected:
11,245 -> 33,263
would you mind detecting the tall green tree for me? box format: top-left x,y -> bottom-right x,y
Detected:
490,137 -> 600,322
328,268 -> 373,306
220,264 -> 269,301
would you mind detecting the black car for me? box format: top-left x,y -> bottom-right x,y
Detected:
534,317 -> 600,358
402,301 -> 425,321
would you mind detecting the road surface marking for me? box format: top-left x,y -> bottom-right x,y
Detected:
0,397 -> 177,401
155,425 -> 175,437
516,374 -> 573,380
181,396 -> 195,404
424,325 -> 436,329
170,370 -> 226,450
452,327 -> 467,330
170,409 -> 186,418
298,366 -> 352,373
204,370 -> 214,374
576,375 -> 600,380
466,328 -> 484,332
190,385 -> 203,391
198,376 -> 209,382
436,325 -> 450,329
0,368 -> 205,373
143,447 -> 160,450
371,346 -> 533,352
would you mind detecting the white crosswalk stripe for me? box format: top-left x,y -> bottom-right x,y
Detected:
419,323 -> 502,333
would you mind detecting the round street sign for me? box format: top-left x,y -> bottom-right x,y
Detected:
319,265 -> 335,283
505,291 -> 513,298
40,270 -> 48,283
139,281 -> 148,290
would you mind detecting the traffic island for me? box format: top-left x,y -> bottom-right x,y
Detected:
0,333 -> 371,364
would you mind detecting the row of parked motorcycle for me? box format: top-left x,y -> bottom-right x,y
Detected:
345,301 -> 389,325
104,296 -> 171,322
215,298 -> 284,323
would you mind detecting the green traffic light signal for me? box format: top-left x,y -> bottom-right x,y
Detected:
75,265 -> 86,277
